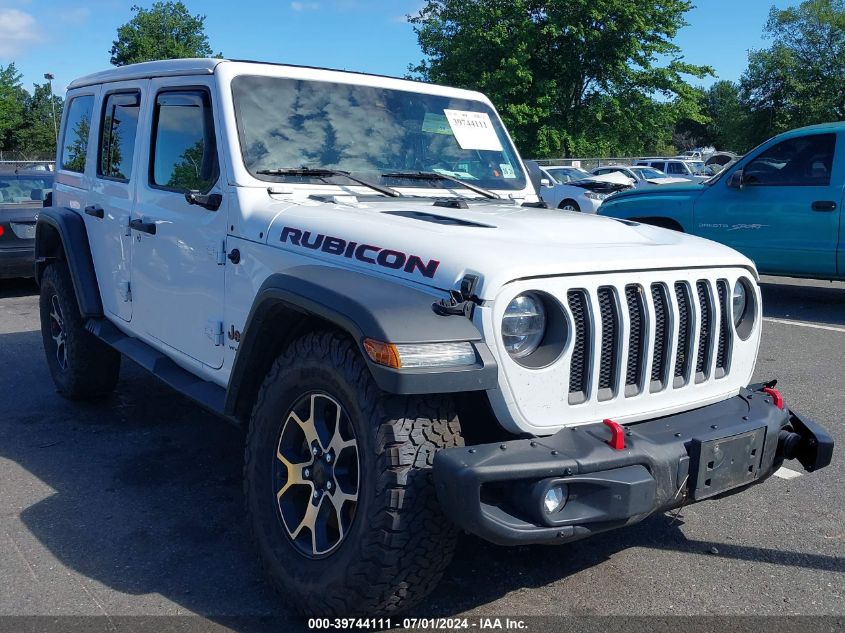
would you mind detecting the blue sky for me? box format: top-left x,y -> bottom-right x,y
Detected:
0,0 -> 800,95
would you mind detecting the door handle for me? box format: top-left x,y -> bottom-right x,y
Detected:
811,200 -> 837,212
84,204 -> 104,219
129,218 -> 157,235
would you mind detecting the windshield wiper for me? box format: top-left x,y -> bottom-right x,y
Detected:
256,167 -> 401,198
381,171 -> 500,200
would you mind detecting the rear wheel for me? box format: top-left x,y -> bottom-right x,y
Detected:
39,262 -> 120,399
559,198 -> 581,212
245,332 -> 463,616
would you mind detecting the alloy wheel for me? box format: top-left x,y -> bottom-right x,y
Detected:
49,294 -> 68,371
273,392 -> 360,558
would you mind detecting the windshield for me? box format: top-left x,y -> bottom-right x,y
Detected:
631,167 -> 665,179
231,75 -> 526,191
0,174 -> 53,205
547,167 -> 589,182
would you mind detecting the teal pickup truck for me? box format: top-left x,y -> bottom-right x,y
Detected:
599,123 -> 844,280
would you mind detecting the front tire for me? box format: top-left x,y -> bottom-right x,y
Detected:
39,262 -> 121,399
559,198 -> 581,212
244,332 -> 463,616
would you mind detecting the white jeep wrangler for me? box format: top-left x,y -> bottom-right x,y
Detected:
36,59 -> 832,616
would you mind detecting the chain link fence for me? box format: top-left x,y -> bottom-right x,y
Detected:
0,160 -> 56,172
531,157 -> 640,171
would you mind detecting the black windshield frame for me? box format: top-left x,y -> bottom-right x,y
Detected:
230,75 -> 527,192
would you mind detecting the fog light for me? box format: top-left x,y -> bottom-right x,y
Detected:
543,484 -> 567,514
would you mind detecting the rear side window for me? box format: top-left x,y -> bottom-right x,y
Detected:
651,161 -> 665,172
60,96 -> 94,173
150,90 -> 218,193
666,162 -> 686,175
744,134 -> 836,186
99,92 -> 141,181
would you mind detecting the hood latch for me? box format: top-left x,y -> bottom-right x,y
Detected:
433,274 -> 481,318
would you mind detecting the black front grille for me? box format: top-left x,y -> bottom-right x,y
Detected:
568,290 -> 591,396
597,287 -> 619,393
716,280 -> 731,372
695,281 -> 714,379
625,285 -> 645,390
674,282 -> 693,382
651,283 -> 670,386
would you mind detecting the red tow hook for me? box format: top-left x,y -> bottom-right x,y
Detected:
603,419 -> 626,450
762,387 -> 785,410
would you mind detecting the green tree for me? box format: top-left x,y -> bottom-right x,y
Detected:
0,63 -> 26,153
15,83 -> 64,159
168,140 -> 213,191
740,0 -> 845,145
110,2 -> 220,66
409,0 -> 712,157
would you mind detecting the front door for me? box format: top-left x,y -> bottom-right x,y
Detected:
694,132 -> 842,277
84,81 -> 146,322
130,78 -> 227,368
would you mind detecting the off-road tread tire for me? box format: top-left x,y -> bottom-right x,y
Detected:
244,331 -> 463,616
39,262 -> 120,399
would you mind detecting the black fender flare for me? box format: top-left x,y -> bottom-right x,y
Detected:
35,207 -> 103,318
224,266 -> 498,419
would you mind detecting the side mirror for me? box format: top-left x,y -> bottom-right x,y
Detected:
540,178 -> 551,188
44,191 -> 53,207
523,160 -> 543,194
727,169 -> 744,190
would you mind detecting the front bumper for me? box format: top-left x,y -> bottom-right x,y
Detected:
434,388 -> 833,545
0,246 -> 35,279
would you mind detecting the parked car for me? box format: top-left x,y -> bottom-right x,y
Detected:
0,170 -> 53,278
540,170 -> 634,211
37,59 -> 832,617
591,165 -> 689,187
541,165 -> 591,184
600,123 -> 844,280
635,158 -> 711,181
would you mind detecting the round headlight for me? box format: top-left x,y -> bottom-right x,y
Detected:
732,280 -> 748,327
502,293 -> 546,358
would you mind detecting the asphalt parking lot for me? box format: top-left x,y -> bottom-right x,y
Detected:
0,275 -> 843,629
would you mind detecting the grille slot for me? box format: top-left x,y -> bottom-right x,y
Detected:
625,285 -> 646,394
597,287 -> 620,399
567,290 -> 591,402
695,280 -> 714,381
650,283 -> 671,390
673,282 -> 694,385
716,279 -> 732,377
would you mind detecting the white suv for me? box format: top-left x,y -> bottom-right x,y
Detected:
36,59 -> 832,617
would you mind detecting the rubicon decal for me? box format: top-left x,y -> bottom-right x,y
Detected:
281,227 -> 440,279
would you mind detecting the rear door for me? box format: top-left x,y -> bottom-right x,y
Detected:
130,77 -> 227,369
84,80 -> 147,321
694,132 -> 841,277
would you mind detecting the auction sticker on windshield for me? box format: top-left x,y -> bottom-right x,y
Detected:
444,109 -> 503,152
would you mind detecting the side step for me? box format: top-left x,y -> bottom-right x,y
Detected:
86,318 -> 233,423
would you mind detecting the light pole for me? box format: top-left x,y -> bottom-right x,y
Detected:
44,73 -> 58,152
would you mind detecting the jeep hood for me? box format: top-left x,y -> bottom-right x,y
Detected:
610,180 -> 707,201
261,195 -> 754,299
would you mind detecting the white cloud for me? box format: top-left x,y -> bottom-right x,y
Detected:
0,8 -> 41,58
291,1 -> 320,10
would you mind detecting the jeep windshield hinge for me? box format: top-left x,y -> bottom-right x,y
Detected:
433,274 -> 481,318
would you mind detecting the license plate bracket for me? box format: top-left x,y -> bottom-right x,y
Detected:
690,427 -> 766,500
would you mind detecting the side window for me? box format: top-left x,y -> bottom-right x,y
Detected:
150,90 -> 218,193
667,162 -> 684,175
652,162 -> 665,172
60,95 -> 94,173
98,92 -> 141,181
744,134 -> 836,186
